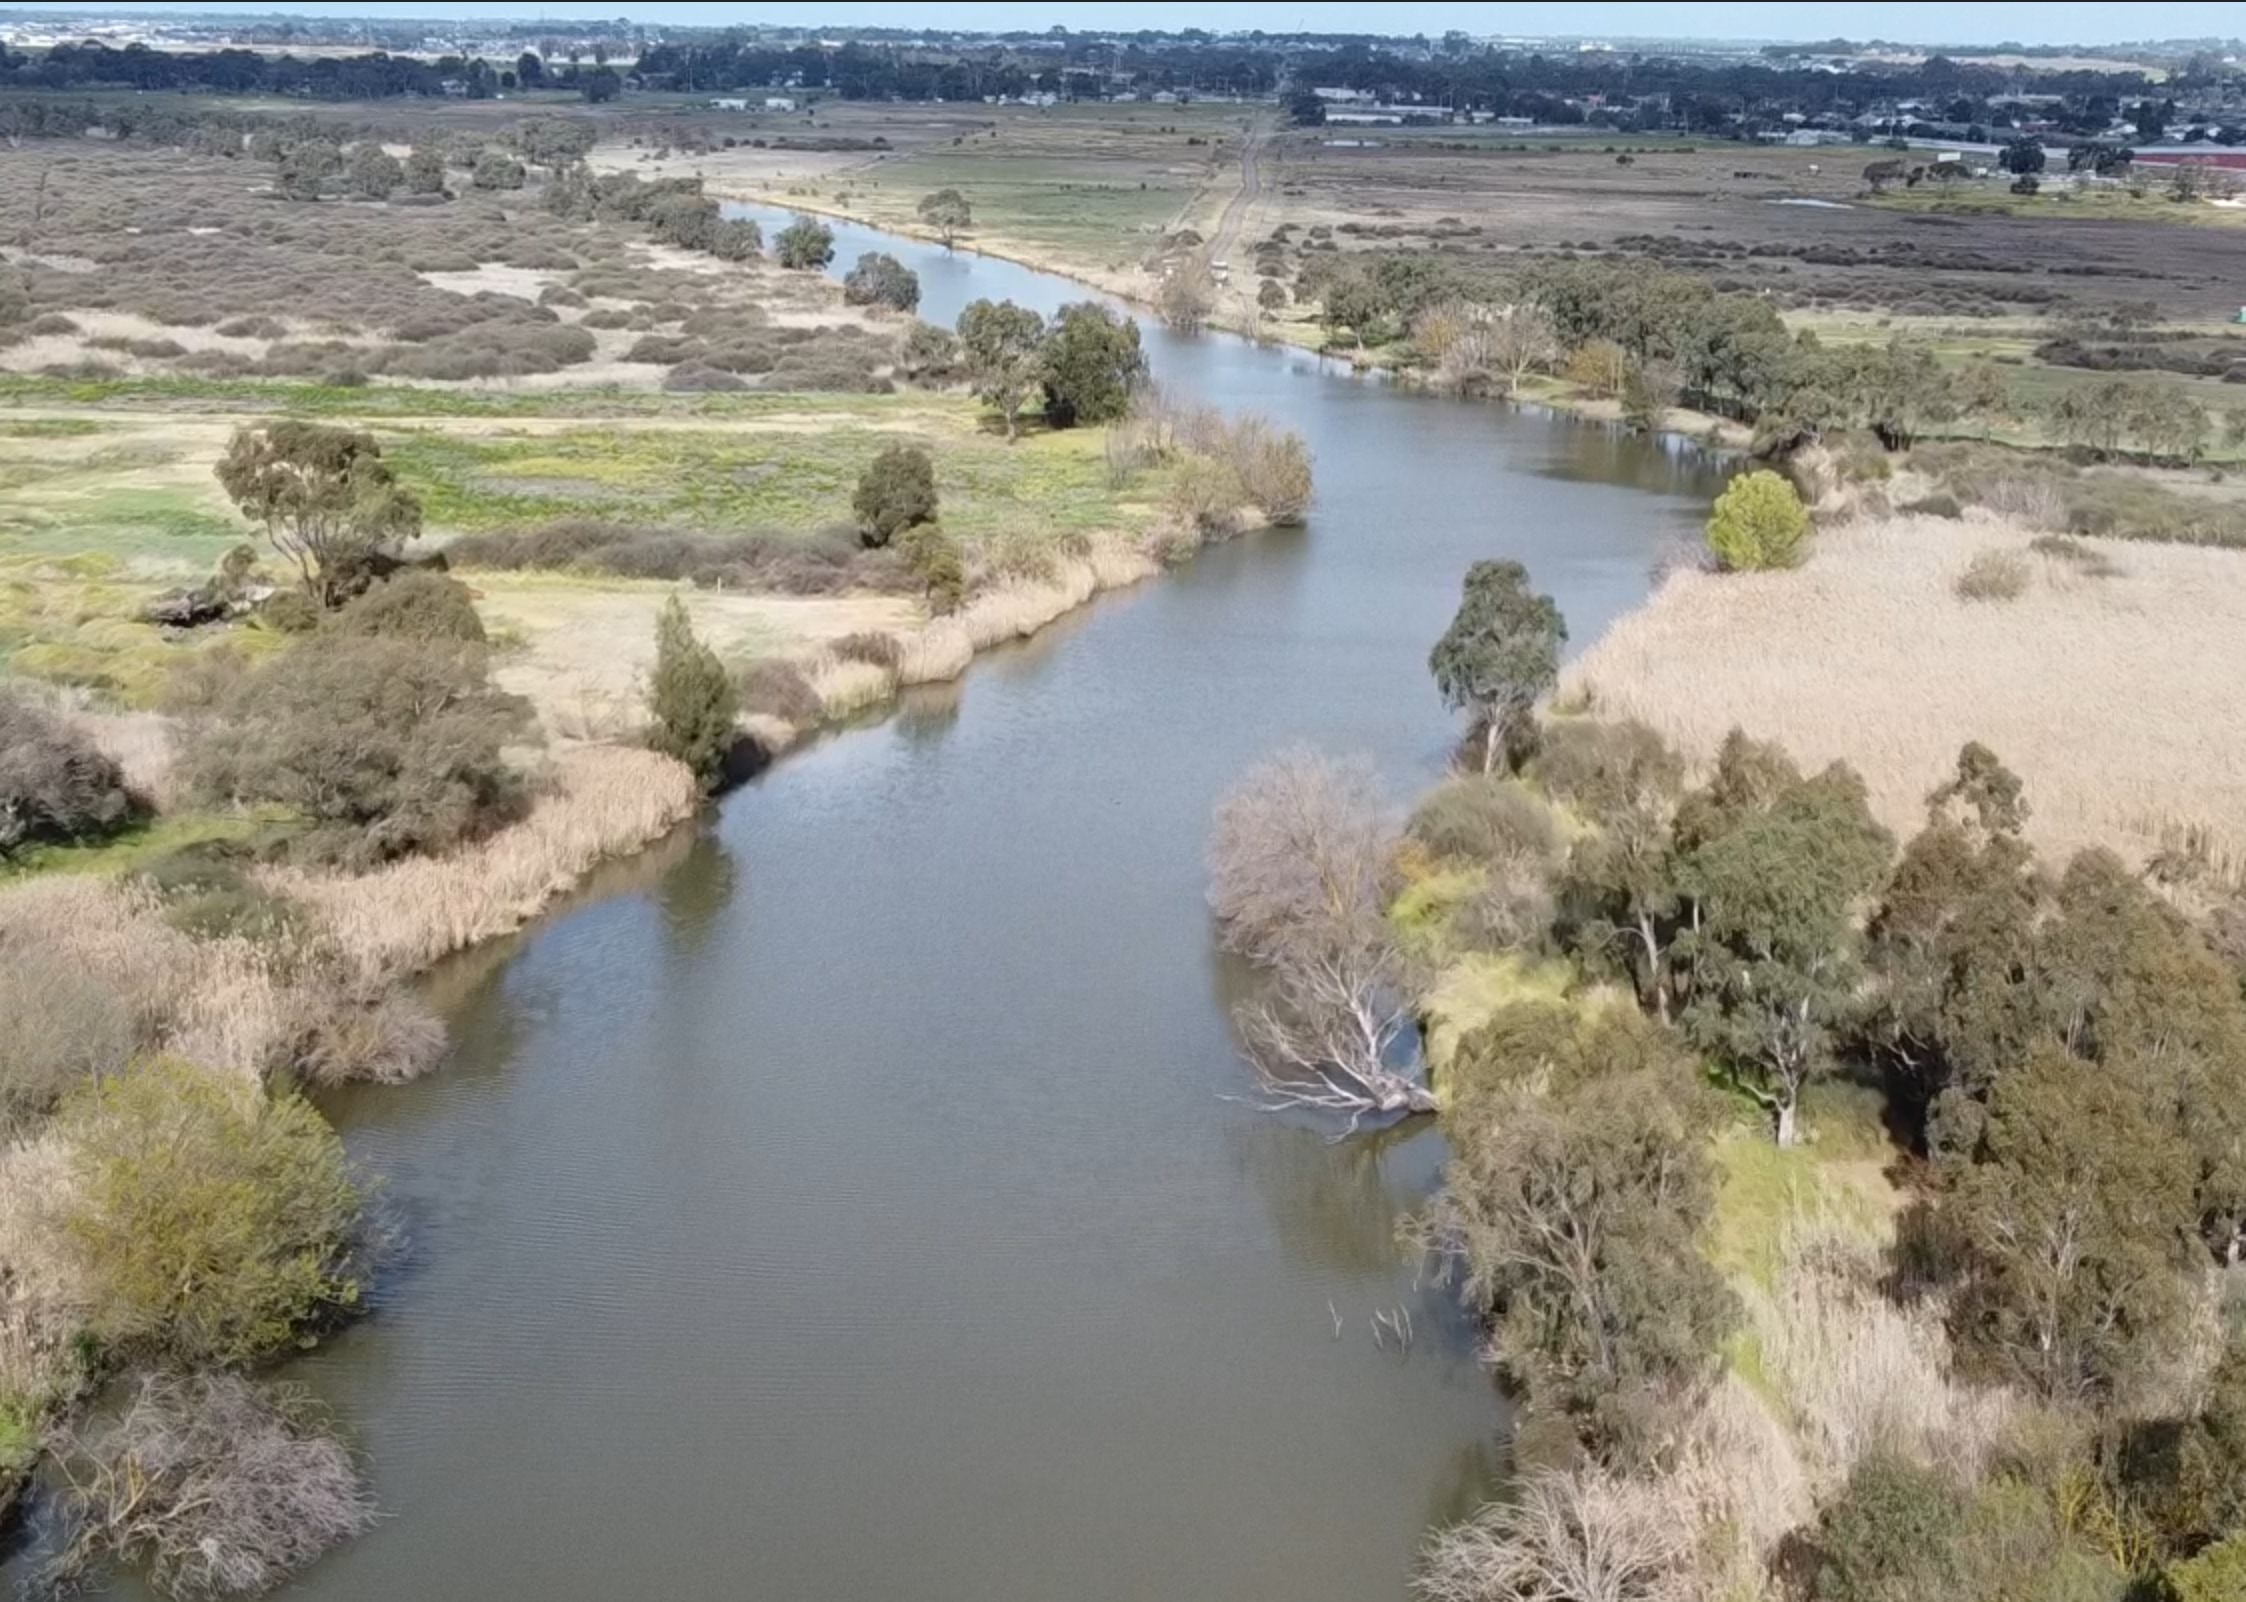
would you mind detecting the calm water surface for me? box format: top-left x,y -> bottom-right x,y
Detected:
57,213 -> 1728,1601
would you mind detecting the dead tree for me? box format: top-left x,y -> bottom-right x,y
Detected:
1208,748 -> 1435,1130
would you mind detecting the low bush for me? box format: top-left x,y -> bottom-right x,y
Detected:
852,444 -> 939,548
663,361 -> 747,392
448,518 -> 896,596
842,251 -> 920,313
1808,1453 -> 1964,1602
26,311 -> 80,336
774,218 -> 835,271
133,840 -> 303,944
186,634 -> 534,869
326,570 -> 486,644
900,526 -> 967,614
738,659 -> 822,726
2027,532 -> 2124,578
1408,775 -> 1558,866
898,321 -> 960,384
1166,455 -> 1248,535
213,314 -> 287,339
50,1372 -> 377,1601
285,980 -> 447,1089
43,1058 -> 364,1366
0,689 -> 138,861
1218,415 -> 1314,525
258,590 -> 321,633
1707,470 -> 1811,571
831,631 -> 902,670
1954,549 -> 2031,602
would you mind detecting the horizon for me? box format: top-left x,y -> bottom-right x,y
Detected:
0,1 -> 2240,52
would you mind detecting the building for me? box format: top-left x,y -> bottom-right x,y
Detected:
711,97 -> 748,110
765,95 -> 798,112
2130,145 -> 2246,170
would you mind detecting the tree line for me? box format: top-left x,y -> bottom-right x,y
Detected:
0,38 -> 620,102
1206,554 -> 2246,1597
1315,250 -> 2235,465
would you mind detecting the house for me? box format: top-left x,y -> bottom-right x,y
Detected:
711,97 -> 748,110
1313,87 -> 1373,103
765,95 -> 797,112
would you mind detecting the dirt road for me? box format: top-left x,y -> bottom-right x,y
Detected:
1206,114 -> 1268,263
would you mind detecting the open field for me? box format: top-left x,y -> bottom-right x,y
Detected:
1563,510 -> 2246,875
742,106 -> 2246,325
0,387 -> 1175,718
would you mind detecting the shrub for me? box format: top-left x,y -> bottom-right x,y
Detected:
1954,548 -> 2031,602
327,570 -> 486,644
1166,454 -> 1247,536
0,690 -> 137,860
852,444 -> 939,548
842,251 -> 921,313
1408,775 -> 1557,866
257,589 -> 320,633
44,1059 -> 363,1366
739,658 -> 822,726
1810,1454 -> 1964,1602
645,596 -> 739,792
2170,1534 -> 2246,1602
832,631 -> 902,670
26,312 -> 80,336
1707,469 -> 1811,571
708,218 -> 763,261
1219,415 -> 1314,525
186,635 -> 534,869
901,526 -> 967,614
898,321 -> 961,384
133,841 -> 302,945
774,218 -> 835,271
469,149 -> 525,190
2028,533 -> 2123,577
49,1372 -> 377,1601
663,362 -> 747,392
347,144 -> 402,201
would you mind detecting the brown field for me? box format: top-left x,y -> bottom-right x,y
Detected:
1563,510 -> 2246,876
719,101 -> 2246,341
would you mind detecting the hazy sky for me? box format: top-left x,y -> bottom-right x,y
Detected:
5,1 -> 2240,48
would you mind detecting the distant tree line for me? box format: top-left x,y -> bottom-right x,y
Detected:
0,37 -> 616,102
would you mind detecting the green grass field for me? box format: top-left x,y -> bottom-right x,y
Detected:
387,401 -> 1166,558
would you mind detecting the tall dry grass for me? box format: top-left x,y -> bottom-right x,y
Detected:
264,745 -> 698,982
1743,1215 -> 2013,1499
1565,510 -> 2246,872
0,877 -> 284,1083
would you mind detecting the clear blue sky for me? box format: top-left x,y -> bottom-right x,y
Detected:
6,2 -> 2241,48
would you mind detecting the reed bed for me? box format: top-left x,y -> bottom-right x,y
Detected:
1565,510 -> 2246,872
264,745 -> 698,982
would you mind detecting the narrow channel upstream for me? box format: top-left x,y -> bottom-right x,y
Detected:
254,212 -> 1724,1601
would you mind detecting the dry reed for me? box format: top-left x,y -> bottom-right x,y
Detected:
1565,510 -> 2246,870
263,745 -> 698,982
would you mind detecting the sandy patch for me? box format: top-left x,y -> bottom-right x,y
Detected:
417,264 -> 564,301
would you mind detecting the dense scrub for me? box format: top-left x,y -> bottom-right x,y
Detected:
0,689 -> 138,860
184,630 -> 535,868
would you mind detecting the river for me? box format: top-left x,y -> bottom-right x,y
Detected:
90,213 -> 1726,1601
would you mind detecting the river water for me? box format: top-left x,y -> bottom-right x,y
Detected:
84,213 -> 1726,1601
